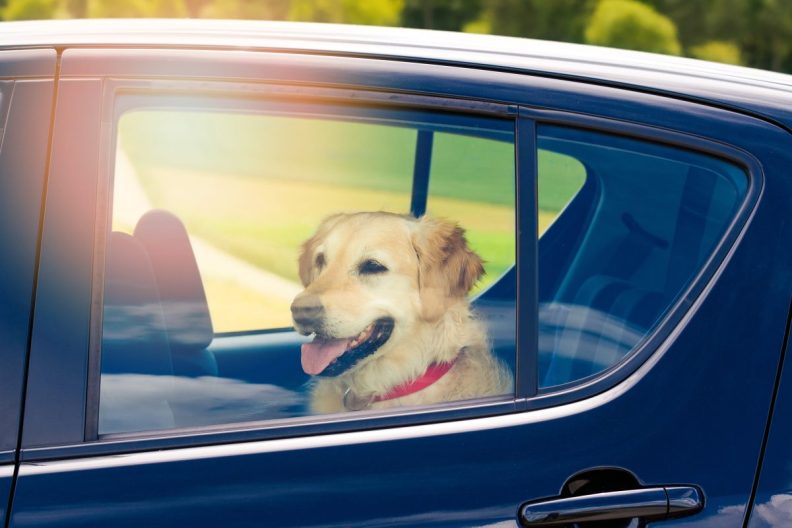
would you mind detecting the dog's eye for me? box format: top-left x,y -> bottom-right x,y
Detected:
315,253 -> 325,269
358,259 -> 388,275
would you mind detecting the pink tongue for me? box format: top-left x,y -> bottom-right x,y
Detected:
301,336 -> 353,375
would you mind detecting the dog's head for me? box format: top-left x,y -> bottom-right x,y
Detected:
291,212 -> 484,377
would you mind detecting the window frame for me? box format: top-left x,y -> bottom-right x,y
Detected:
86,88 -> 759,446
83,79 -> 531,444
20,48 -> 764,461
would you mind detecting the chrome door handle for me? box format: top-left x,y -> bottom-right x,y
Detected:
519,486 -> 703,526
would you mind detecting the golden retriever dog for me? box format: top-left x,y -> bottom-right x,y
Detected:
291,212 -> 513,414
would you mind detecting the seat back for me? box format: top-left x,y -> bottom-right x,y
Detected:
99,209 -> 219,432
134,209 -> 217,377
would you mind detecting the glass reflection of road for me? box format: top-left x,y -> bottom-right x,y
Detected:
99,373 -> 305,434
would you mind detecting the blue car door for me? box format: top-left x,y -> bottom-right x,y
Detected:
10,48 -> 792,527
0,49 -> 55,527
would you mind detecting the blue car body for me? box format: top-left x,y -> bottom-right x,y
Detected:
1,19 -> 792,527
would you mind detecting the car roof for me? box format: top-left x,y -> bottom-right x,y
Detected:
3,18 -> 792,129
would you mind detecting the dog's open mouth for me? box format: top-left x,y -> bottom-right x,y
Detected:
301,318 -> 394,377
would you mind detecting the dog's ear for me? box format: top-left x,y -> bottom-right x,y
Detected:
297,213 -> 346,286
412,216 -> 485,321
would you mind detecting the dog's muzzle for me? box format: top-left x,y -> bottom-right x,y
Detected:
291,294 -> 325,334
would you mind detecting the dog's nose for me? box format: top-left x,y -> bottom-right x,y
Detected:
291,294 -> 325,330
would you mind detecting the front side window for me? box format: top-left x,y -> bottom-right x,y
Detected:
98,98 -> 517,435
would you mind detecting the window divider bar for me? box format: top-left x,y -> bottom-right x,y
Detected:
410,129 -> 433,217
515,111 -> 538,400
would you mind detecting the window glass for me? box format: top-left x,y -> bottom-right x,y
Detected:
538,149 -> 586,234
427,131 -> 515,290
117,111 -> 414,331
537,125 -> 747,387
99,101 -> 516,435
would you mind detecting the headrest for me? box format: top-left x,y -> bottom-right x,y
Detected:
134,209 -> 214,352
102,232 -> 172,376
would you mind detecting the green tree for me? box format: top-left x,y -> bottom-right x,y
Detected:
401,0 -> 482,31
3,0 -> 60,20
86,0 -> 187,17
199,0 -> 289,19
466,0 -> 595,42
585,0 -> 681,55
289,0 -> 404,25
689,40 -> 742,65
740,0 -> 792,73
644,0 -> 744,48
640,0 -> 792,72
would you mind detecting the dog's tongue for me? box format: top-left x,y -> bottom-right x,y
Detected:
301,336 -> 352,375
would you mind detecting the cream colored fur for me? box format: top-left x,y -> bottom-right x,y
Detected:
292,212 -> 513,414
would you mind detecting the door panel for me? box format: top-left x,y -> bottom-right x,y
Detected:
746,315 -> 792,528
11,271 -> 788,527
1,467 -> 12,523
0,50 -> 56,527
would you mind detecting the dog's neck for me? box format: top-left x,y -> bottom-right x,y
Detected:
342,355 -> 459,411
339,304 -> 481,411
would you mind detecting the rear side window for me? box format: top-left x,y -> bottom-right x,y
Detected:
99,99 -> 516,435
537,125 -> 747,387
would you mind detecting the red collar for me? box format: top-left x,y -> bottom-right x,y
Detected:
373,359 -> 457,403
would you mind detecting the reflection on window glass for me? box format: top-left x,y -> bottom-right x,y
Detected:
99,103 -> 516,435
538,125 -> 747,387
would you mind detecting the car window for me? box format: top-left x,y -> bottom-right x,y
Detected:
98,99 -> 517,435
537,124 -> 747,387
426,131 -> 515,292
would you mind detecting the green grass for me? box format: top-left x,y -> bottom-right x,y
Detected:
539,150 -> 587,212
120,110 -> 584,212
117,110 -> 585,330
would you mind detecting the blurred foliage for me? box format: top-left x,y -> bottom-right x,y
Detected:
401,0 -> 480,31
199,0 -> 288,19
466,0 -> 594,42
689,40 -> 742,65
87,0 -> 186,17
3,0 -> 792,74
65,0 -> 84,16
585,0 -> 681,55
3,0 -> 61,20
741,0 -> 792,73
290,0 -> 403,25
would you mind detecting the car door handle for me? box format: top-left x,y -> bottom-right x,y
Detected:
519,486 -> 703,526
